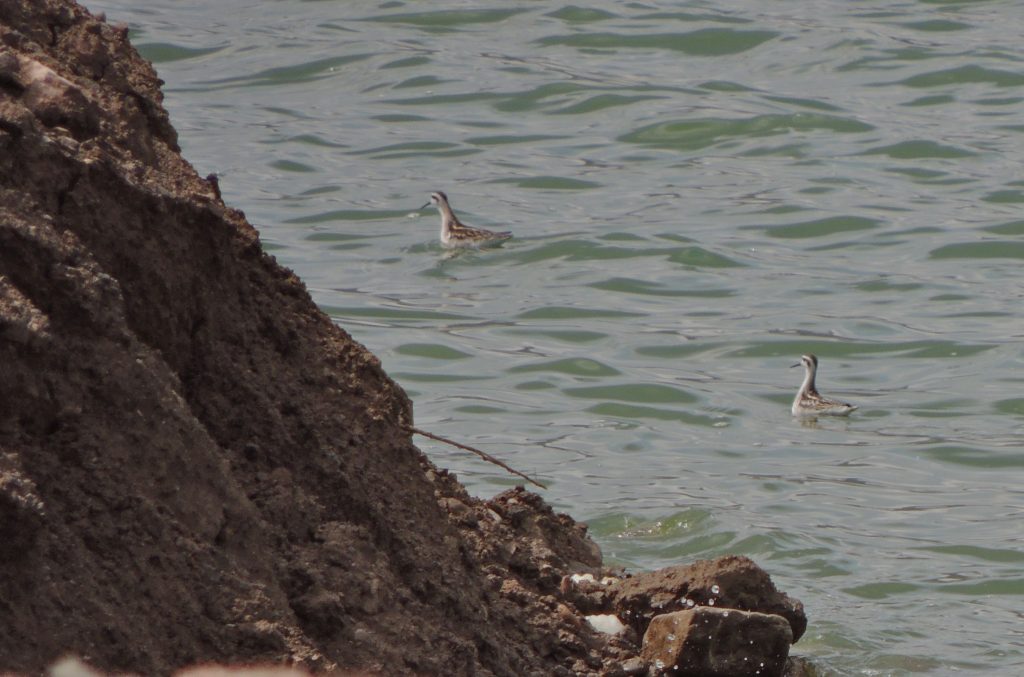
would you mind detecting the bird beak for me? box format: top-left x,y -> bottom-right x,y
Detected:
790,362 -> 801,368
419,202 -> 431,210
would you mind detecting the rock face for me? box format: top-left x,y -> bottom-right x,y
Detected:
0,1 -> 610,674
641,608 -> 793,677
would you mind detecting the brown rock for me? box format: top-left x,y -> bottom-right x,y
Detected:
560,572 -> 618,615
0,460 -> 46,558
17,53 -> 101,137
617,656 -> 649,676
611,555 -> 806,642
784,656 -> 827,677
641,607 -> 792,677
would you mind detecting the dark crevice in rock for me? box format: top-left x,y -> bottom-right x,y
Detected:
55,167 -> 81,215
0,116 -> 23,142
0,71 -> 25,94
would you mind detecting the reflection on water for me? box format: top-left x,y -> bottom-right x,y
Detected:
92,0 -> 1024,673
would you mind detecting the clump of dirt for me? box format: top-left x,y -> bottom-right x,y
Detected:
0,2 -> 808,676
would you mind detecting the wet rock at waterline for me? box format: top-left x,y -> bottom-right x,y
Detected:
611,555 -> 807,643
554,555 -> 810,675
641,607 -> 793,677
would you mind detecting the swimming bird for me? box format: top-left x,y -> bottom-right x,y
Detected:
791,354 -> 857,417
420,191 -> 512,248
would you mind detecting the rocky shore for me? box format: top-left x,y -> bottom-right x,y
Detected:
0,1 -> 813,674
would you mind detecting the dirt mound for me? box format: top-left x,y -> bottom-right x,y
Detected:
0,1 -> 608,674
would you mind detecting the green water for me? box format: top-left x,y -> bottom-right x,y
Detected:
93,1 -> 1024,674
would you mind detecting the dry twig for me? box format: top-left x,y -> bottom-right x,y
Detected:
406,425 -> 547,490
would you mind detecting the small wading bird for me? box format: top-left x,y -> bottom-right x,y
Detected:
791,354 -> 857,417
420,191 -> 512,248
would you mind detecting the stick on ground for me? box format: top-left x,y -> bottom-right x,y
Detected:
406,425 -> 547,490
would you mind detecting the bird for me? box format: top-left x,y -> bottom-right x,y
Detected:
420,191 -> 512,248
791,354 -> 857,417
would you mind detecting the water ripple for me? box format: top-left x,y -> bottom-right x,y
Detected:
93,1 -> 1024,672
536,29 -> 778,56
621,114 -> 874,152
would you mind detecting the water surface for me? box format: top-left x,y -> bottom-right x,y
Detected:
91,1 -> 1024,674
